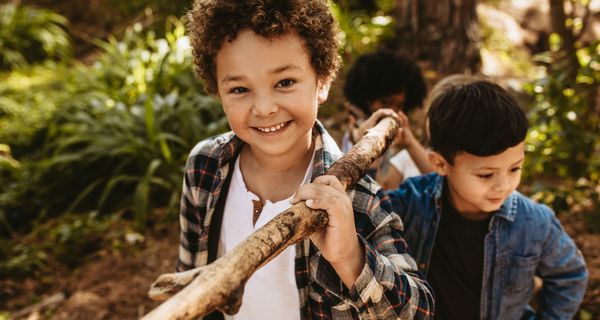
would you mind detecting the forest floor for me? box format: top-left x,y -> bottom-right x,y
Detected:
1,209 -> 599,319
1,223 -> 179,320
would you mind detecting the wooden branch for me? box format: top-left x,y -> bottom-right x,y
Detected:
142,116 -> 399,320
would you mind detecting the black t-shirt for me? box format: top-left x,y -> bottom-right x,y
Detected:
428,184 -> 492,320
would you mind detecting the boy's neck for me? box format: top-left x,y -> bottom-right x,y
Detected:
449,204 -> 491,221
239,139 -> 315,204
443,181 -> 493,221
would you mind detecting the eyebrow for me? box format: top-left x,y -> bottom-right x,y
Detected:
271,64 -> 302,74
475,158 -> 525,170
220,64 -> 302,85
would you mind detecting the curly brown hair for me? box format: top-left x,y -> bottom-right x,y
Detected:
187,0 -> 341,94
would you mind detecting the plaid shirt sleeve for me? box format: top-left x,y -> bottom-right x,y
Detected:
309,177 -> 435,319
176,147 -> 207,272
176,137 -> 229,272
176,157 -> 200,272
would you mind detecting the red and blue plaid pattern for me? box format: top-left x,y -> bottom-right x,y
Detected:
177,121 -> 434,319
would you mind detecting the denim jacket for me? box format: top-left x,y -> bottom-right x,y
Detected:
387,173 -> 588,320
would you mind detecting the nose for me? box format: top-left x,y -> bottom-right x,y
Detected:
493,174 -> 510,193
251,92 -> 278,117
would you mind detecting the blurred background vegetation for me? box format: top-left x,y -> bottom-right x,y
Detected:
0,0 -> 598,318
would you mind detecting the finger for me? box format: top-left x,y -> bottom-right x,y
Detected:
395,111 -> 408,126
373,108 -> 396,117
373,109 -> 399,122
313,175 -> 344,192
393,127 -> 404,138
305,198 -> 321,209
305,195 -> 342,210
290,183 -> 337,203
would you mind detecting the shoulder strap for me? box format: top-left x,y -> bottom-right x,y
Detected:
204,158 -> 236,320
207,158 -> 235,263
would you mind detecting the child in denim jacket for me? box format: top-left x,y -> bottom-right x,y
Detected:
386,80 -> 588,319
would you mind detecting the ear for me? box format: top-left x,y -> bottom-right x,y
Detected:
428,151 -> 449,176
317,79 -> 331,104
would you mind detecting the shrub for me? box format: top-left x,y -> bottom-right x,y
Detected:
331,0 -> 395,61
523,39 -> 600,222
0,3 -> 71,70
0,18 -> 227,232
0,63 -> 74,157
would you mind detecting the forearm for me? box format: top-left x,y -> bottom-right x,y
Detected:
351,237 -> 434,319
350,198 -> 434,318
331,239 -> 366,289
406,141 -> 434,174
537,269 -> 588,319
312,235 -> 434,319
537,213 -> 589,318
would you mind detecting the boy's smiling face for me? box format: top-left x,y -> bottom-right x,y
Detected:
215,30 -> 330,159
430,141 -> 526,220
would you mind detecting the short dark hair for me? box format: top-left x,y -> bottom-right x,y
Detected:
187,0 -> 341,94
428,80 -> 529,164
343,50 -> 427,115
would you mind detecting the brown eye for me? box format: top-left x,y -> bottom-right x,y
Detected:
276,79 -> 295,88
230,87 -> 248,94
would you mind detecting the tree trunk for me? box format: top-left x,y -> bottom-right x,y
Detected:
549,0 -> 580,81
383,0 -> 481,75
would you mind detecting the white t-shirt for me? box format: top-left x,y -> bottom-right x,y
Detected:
389,149 -> 421,180
218,156 -> 313,320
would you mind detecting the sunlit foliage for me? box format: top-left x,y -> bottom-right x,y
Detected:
523,38 -> 600,222
0,17 -> 227,235
331,0 -> 395,61
0,3 -> 71,70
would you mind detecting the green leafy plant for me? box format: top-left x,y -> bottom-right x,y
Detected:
39,18 -> 226,228
330,0 -> 395,61
0,3 -> 71,70
0,212 -> 115,278
523,39 -> 599,221
0,241 -> 47,278
46,212 -> 110,267
0,62 -> 74,156
0,17 -> 227,232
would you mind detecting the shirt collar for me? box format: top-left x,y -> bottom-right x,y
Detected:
495,193 -> 517,222
218,131 -> 244,166
311,120 -> 343,180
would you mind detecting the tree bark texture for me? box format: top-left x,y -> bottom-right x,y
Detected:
141,116 -> 400,320
549,0 -> 580,81
383,0 -> 481,75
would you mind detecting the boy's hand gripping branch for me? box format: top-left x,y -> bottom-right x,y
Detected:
141,116 -> 400,320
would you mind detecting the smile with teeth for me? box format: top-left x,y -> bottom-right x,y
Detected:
255,121 -> 288,133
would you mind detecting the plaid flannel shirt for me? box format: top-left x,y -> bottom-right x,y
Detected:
177,121 -> 434,319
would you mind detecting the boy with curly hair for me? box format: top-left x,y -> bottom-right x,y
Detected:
387,80 -> 588,319
178,0 -> 434,319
